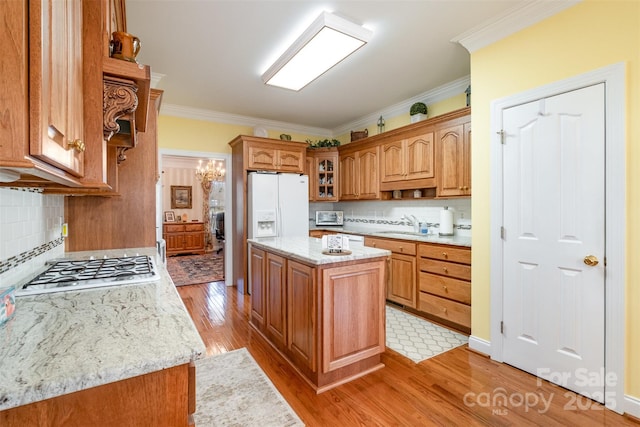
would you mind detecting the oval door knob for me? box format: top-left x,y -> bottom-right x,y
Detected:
584,255 -> 599,266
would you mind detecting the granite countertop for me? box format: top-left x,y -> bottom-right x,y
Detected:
248,236 -> 391,265
0,247 -> 205,412
309,226 -> 472,248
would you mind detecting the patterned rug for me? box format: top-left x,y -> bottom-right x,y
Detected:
166,254 -> 224,286
195,348 -> 304,427
386,305 -> 468,363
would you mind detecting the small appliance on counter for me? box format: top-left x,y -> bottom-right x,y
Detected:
315,210 -> 344,226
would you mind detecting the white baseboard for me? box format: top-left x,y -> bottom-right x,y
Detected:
626,394 -> 640,418
468,335 -> 491,356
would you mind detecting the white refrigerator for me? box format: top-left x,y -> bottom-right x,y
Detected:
247,172 -> 309,239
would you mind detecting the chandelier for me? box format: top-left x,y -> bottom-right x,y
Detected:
195,159 -> 226,182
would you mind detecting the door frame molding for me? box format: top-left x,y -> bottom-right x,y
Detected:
489,62 -> 626,413
158,148 -> 233,288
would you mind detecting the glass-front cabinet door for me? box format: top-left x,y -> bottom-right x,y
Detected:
314,149 -> 338,201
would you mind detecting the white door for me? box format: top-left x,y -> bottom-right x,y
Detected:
502,83 -> 606,401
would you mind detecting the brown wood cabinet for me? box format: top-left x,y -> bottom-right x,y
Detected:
248,244 -> 386,392
307,148 -> 339,201
338,143 -> 379,200
0,0 -> 151,191
380,132 -> 435,189
30,0 -> 85,178
365,237 -> 417,308
0,363 -> 195,427
418,243 -> 471,333
164,222 -> 206,256
437,118 -> 471,197
246,139 -> 305,173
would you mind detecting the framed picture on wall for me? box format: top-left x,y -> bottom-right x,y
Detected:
164,211 -> 175,222
171,185 -> 192,209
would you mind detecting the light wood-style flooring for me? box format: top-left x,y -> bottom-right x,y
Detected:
177,282 -> 639,426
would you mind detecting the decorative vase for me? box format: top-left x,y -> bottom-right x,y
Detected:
410,113 -> 427,123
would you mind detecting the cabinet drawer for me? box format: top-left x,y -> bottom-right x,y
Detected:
365,237 -> 416,255
164,224 -> 185,233
419,293 -> 470,329
418,258 -> 470,281
419,244 -> 470,264
419,272 -> 470,304
184,223 -> 204,232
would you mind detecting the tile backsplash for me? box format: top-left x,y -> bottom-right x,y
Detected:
0,188 -> 65,286
310,198 -> 472,237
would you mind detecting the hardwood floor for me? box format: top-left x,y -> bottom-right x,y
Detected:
177,282 -> 639,426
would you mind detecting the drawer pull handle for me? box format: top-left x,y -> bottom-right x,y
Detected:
442,307 -> 447,313
442,285 -> 447,291
443,267 -> 448,273
442,252 -> 448,258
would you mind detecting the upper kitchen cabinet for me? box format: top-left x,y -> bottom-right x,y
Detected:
380,131 -> 435,190
246,138 -> 306,173
436,114 -> 471,198
30,0 -> 85,177
0,0 -> 150,191
308,148 -> 339,202
338,142 -> 379,200
0,0 -> 87,186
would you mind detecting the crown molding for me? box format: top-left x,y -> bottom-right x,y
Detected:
332,75 -> 470,136
451,0 -> 582,53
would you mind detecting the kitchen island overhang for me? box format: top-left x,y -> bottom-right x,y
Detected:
248,236 -> 391,393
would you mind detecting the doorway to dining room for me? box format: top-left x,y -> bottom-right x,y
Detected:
158,149 -> 233,287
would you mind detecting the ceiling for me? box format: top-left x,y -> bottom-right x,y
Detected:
126,0 -> 531,134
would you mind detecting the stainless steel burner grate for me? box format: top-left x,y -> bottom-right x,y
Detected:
18,255 -> 160,295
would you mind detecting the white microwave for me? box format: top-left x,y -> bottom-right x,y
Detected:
315,210 -> 344,226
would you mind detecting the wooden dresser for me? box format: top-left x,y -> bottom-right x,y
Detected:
163,222 -> 206,256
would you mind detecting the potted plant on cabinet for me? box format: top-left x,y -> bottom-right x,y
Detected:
410,102 -> 428,123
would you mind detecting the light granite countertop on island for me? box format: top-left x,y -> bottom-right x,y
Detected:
0,247 -> 205,412
248,236 -> 391,265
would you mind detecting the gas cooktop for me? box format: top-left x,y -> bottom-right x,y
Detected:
17,255 -> 160,295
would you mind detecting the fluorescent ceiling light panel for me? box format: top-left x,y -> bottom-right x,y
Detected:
262,11 -> 372,91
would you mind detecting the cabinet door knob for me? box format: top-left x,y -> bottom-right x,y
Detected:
442,285 -> 448,291
442,252 -> 448,258
442,307 -> 447,313
443,267 -> 448,273
67,139 -> 85,153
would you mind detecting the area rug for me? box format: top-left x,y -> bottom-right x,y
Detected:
386,305 -> 468,363
194,348 -> 304,427
166,254 -> 224,286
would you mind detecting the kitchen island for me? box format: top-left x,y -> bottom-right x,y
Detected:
248,236 -> 390,393
0,248 -> 205,426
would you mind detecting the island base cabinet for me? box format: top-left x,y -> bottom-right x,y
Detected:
321,261 -> 386,373
0,363 -> 194,427
248,244 -> 386,393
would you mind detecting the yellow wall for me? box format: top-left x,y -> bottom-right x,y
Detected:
470,0 -> 640,397
158,95 -> 468,151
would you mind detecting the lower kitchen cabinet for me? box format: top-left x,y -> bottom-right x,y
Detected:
0,363 -> 195,426
248,243 -> 386,392
418,243 -> 471,333
365,237 -> 417,308
163,222 -> 205,256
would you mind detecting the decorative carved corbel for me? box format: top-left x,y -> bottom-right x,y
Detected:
103,76 -> 138,146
